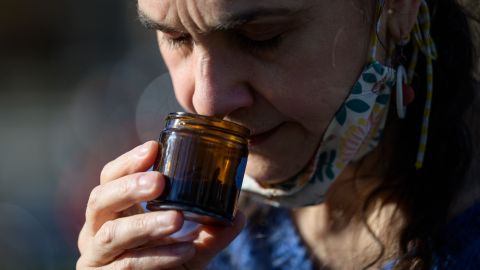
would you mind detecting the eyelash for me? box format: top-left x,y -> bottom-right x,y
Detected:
163,34 -> 193,50
162,32 -> 283,53
235,33 -> 284,53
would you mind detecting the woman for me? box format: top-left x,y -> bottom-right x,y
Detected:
77,0 -> 480,269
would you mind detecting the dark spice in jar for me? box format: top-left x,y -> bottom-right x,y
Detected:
147,112 -> 250,226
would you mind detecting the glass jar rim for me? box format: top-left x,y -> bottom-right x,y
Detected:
164,112 -> 250,138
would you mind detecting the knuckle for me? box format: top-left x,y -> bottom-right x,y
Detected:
100,161 -> 114,182
76,256 -> 85,269
132,215 -> 149,232
87,186 -> 102,212
76,256 -> 96,270
96,220 -> 116,246
118,178 -> 132,196
77,226 -> 88,254
114,257 -> 135,270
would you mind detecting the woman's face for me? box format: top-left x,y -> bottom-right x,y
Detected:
138,0 -> 374,183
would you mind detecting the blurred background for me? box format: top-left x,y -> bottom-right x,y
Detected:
0,1 -> 181,269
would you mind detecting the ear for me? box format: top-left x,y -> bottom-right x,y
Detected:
386,0 -> 421,42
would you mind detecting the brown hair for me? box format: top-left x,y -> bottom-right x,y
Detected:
364,0 -> 480,269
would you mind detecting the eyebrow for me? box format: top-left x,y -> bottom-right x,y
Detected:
138,6 -> 305,34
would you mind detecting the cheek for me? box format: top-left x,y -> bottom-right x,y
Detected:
253,55 -> 361,137
252,21 -> 369,136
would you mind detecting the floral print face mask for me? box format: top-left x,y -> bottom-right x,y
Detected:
240,0 -> 437,207
242,61 -> 396,207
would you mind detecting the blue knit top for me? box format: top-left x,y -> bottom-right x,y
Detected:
209,201 -> 480,270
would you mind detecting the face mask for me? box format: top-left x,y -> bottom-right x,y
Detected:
240,0 -> 436,208
241,61 -> 396,207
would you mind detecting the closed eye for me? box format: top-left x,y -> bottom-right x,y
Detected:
234,32 -> 284,53
159,28 -> 285,55
161,32 -> 193,50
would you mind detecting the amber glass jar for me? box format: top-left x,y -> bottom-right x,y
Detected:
147,112 -> 250,226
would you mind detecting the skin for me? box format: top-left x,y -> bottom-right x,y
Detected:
142,0 -> 373,183
77,0 -> 423,269
77,141 -> 246,269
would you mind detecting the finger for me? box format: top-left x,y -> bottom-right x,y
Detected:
187,211 -> 246,268
100,141 -> 159,184
84,211 -> 184,266
104,242 -> 195,270
78,224 -> 90,254
79,204 -> 145,255
86,171 -> 165,233
79,219 -> 198,257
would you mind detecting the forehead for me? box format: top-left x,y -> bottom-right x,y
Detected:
137,0 -> 309,29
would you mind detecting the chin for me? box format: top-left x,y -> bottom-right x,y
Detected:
245,155 -> 286,183
244,122 -> 320,184
245,150 -> 309,184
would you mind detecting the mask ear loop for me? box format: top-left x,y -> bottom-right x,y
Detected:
387,0 -> 437,169
411,0 -> 438,169
368,0 -> 387,63
390,0 -> 437,169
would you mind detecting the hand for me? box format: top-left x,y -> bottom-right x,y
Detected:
77,141 -> 245,269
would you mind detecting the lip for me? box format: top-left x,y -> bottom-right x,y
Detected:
248,123 -> 284,146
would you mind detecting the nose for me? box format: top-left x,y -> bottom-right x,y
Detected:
191,44 -> 254,118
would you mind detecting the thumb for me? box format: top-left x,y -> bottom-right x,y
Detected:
188,211 -> 246,269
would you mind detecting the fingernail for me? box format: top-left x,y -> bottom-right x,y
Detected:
171,242 -> 194,255
155,211 -> 175,226
136,142 -> 151,158
138,173 -> 153,191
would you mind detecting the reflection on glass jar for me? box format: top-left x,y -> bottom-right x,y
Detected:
147,112 -> 249,226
